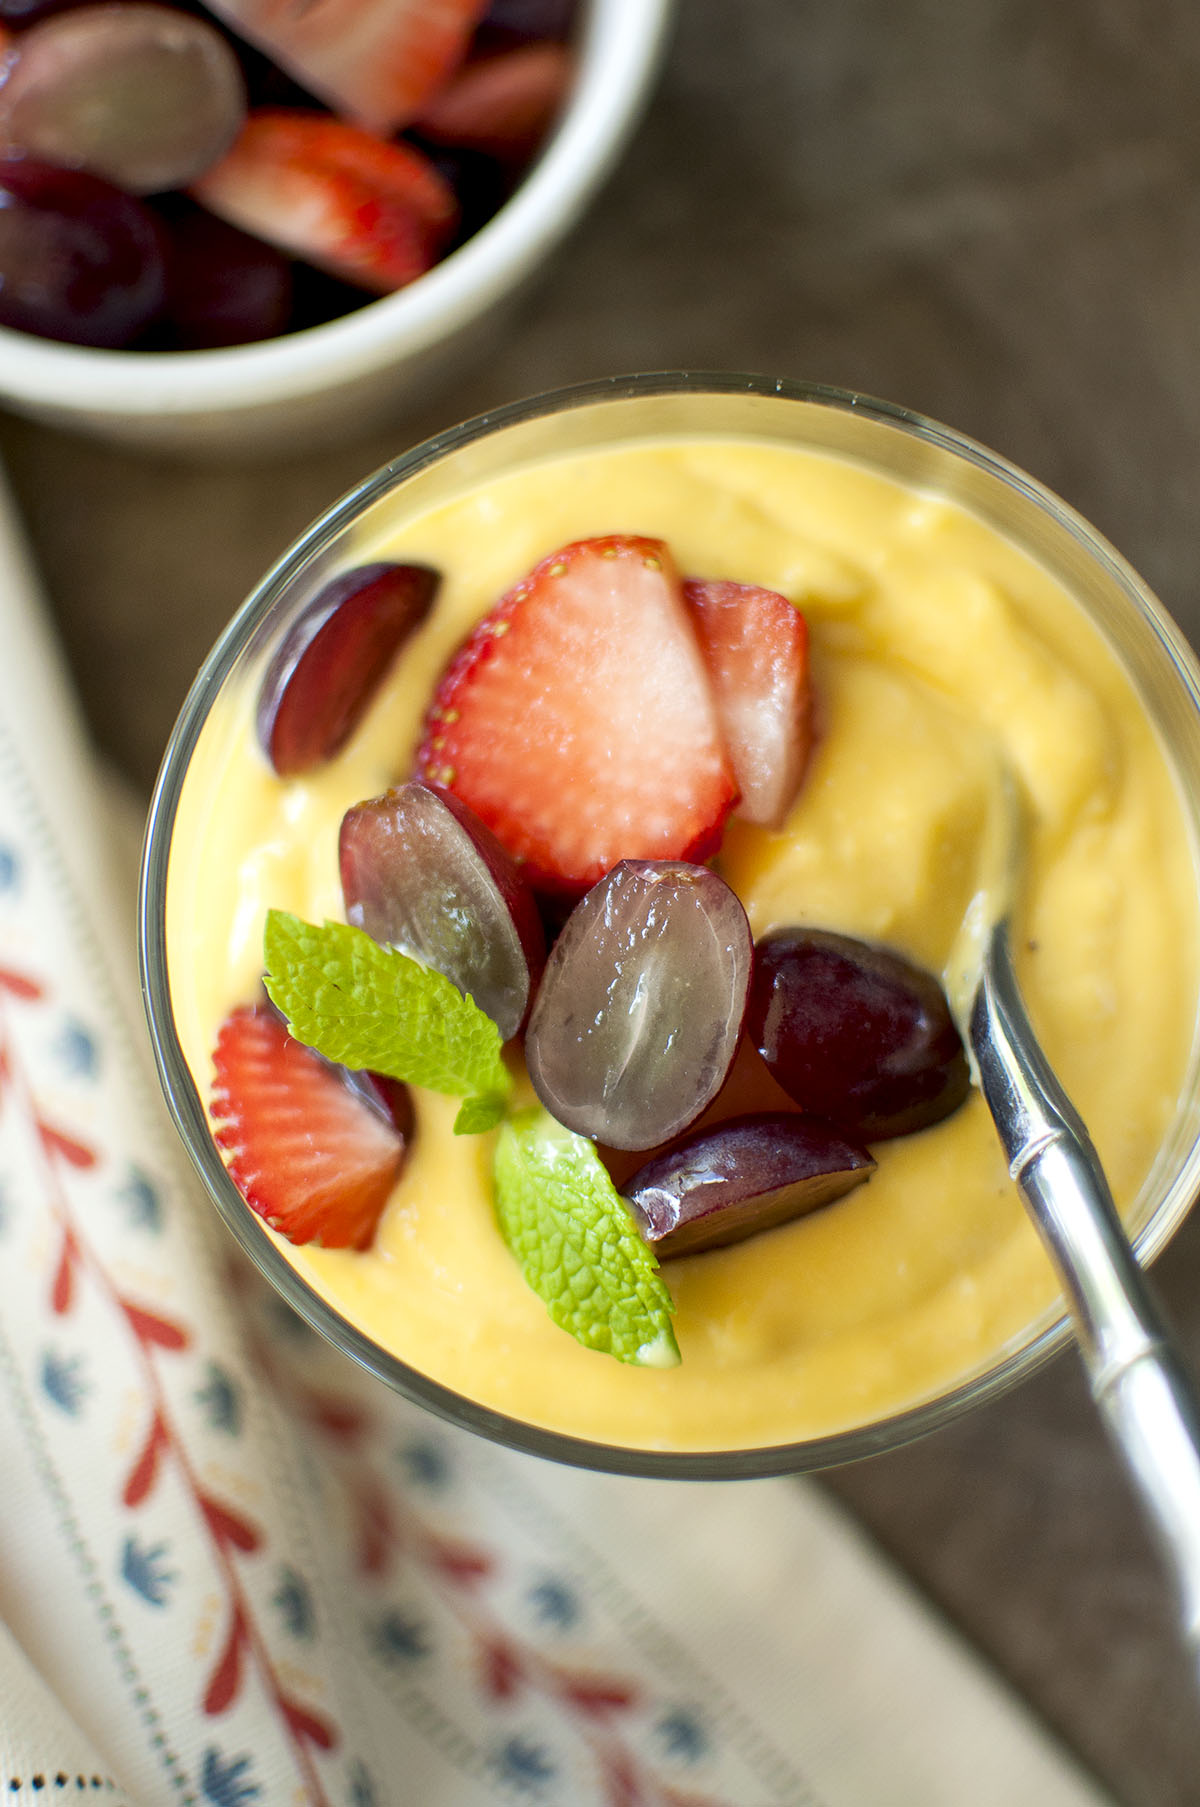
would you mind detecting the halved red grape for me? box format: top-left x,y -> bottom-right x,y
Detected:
0,0 -> 80,23
257,562 -> 439,777
525,860 -> 752,1151
165,203 -> 291,347
749,928 -> 970,1139
418,143 -> 509,249
0,4 -> 246,194
345,1068 -> 416,1141
481,0 -> 575,40
624,1113 -> 875,1258
339,780 -> 545,1040
414,41 -> 574,163
0,157 -> 167,344
597,1034 -> 802,1191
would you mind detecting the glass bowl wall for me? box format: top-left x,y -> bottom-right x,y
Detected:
140,373 -> 1200,1478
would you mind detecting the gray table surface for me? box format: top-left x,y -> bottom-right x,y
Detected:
4,1 -> 1200,1799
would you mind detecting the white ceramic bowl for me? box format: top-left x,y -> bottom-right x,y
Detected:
0,0 -> 673,454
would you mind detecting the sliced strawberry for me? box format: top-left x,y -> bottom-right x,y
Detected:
414,41 -> 574,162
416,536 -> 739,895
211,1004 -> 407,1250
683,579 -> 813,829
191,110 -> 458,293
200,0 -> 487,135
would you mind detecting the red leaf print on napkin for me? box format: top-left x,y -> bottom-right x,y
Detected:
123,1407 -> 171,1508
557,1673 -> 638,1716
199,1493 -> 262,1554
427,1537 -> 493,1586
39,1121 -> 97,1169
479,1633 -> 524,1700
121,1301 -> 189,1352
598,1744 -> 642,1807
204,1603 -> 248,1716
354,1474 -> 395,1578
50,1223 -> 80,1315
0,966 -> 42,999
306,1392 -> 368,1442
282,1697 -> 337,1751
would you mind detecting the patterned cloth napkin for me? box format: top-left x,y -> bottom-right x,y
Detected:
0,468 -> 1115,1807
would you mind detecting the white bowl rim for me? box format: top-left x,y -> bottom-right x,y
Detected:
0,0 -> 673,416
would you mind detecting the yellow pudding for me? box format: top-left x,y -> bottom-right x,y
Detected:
165,436 -> 1200,1453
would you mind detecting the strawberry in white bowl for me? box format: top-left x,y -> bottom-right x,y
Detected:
0,0 -> 576,347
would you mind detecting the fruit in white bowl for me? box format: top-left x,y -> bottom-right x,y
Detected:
0,3 -> 674,451
0,0 -> 581,346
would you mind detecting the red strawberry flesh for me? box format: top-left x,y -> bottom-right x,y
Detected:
414,40 -> 574,161
192,109 -> 459,293
199,0 -> 488,135
684,578 -> 813,828
211,1004 -> 407,1250
417,535 -> 738,894
258,560 -> 439,777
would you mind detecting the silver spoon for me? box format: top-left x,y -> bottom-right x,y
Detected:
943,766 -> 1200,1654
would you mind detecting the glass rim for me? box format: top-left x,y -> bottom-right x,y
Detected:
138,369 -> 1200,1480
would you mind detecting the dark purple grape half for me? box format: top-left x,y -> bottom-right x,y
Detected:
166,203 -> 291,347
481,0 -> 576,41
346,1068 -> 415,1142
624,1112 -> 875,1258
0,0 -> 88,26
339,780 -> 545,1041
525,859 -> 752,1150
0,157 -> 167,345
748,928 -> 970,1140
415,142 -> 510,250
257,562 -> 439,777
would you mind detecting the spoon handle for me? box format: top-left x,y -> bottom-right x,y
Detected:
971,925 -> 1200,1649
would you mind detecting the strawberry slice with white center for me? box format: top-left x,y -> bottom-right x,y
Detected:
414,41 -> 575,162
191,110 -> 458,293
683,579 -> 813,829
416,536 -> 739,894
200,0 -> 487,135
211,1004 -> 407,1250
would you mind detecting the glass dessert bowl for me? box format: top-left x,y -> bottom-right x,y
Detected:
140,373 -> 1200,1478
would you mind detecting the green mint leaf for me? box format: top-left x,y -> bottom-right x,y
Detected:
264,910 -> 511,1113
493,1107 -> 680,1368
454,1091 -> 509,1136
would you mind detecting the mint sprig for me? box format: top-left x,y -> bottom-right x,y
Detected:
263,910 -> 511,1133
493,1108 -> 680,1368
263,911 -> 680,1364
